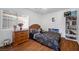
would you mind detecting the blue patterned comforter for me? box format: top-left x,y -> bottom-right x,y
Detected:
33,31 -> 61,51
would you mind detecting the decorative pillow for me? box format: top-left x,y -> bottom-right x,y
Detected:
49,28 -> 59,33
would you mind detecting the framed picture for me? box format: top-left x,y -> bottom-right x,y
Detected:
52,17 -> 55,22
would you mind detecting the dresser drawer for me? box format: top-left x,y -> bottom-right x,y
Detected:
13,31 -> 29,46
15,34 -> 28,37
15,34 -> 28,39
15,37 -> 27,41
15,32 -> 27,35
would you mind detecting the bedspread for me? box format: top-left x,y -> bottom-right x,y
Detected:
33,31 -> 61,51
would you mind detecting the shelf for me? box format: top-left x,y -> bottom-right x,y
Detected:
65,11 -> 77,40
66,34 -> 76,37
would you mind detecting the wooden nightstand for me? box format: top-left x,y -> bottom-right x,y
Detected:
13,30 -> 29,46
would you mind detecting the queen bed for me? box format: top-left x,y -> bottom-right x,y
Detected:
29,24 -> 61,51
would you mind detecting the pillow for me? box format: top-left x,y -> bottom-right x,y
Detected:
49,28 -> 59,33
30,29 -> 40,34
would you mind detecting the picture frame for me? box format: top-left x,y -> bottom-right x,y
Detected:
52,17 -> 55,22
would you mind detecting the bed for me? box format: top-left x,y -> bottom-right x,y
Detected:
29,24 -> 61,51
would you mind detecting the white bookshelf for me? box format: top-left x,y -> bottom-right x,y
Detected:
65,11 -> 77,40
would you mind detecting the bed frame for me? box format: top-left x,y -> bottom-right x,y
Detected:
29,24 -> 41,29
29,24 -> 61,51
29,24 -> 41,39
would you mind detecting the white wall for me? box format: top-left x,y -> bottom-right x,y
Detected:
41,10 -> 66,37
0,29 -> 12,47
41,9 -> 78,37
19,9 -> 41,26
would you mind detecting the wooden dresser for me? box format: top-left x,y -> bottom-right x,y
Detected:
13,30 -> 29,46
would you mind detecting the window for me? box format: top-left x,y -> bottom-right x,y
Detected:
18,16 -> 29,30
2,13 -> 17,29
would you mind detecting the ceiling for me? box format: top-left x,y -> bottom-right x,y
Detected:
0,8 -> 29,16
28,8 -> 67,14
0,8 -> 67,16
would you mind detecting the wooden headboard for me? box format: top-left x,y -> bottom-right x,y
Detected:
29,24 -> 41,29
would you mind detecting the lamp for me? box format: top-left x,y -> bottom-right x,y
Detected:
18,23 -> 23,31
